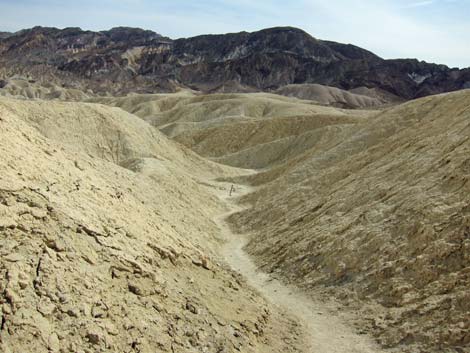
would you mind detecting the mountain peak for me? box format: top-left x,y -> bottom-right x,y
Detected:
256,26 -> 314,36
0,25 -> 468,98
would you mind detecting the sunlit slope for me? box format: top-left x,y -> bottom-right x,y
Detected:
211,124 -> 356,169
0,78 -> 91,101
274,83 -> 385,108
230,90 -> 470,351
0,97 -> 231,178
0,97 -> 303,353
94,92 -> 376,169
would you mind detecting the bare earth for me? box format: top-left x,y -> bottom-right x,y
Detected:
214,180 -> 386,353
1,86 -> 469,352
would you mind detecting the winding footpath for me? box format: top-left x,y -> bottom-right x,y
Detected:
212,181 -> 387,353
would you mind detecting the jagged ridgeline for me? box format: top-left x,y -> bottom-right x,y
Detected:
0,26 -> 469,99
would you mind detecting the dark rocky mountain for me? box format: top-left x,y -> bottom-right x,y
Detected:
0,25 -> 469,99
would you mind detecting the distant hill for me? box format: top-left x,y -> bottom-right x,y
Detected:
0,26 -> 469,100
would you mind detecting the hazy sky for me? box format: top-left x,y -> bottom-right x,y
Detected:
0,0 -> 469,68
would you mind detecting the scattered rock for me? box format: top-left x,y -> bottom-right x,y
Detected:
128,281 -> 143,296
38,300 -> 56,317
185,301 -> 199,315
74,160 -> 85,171
48,333 -> 60,352
66,307 -> 79,318
91,302 -> 108,318
45,238 -> 66,252
86,330 -> 101,345
31,208 -> 47,220
4,253 -> 23,263
192,255 -> 211,270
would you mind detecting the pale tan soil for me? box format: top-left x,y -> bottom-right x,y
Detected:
2,86 -> 470,353
228,90 -> 470,352
349,87 -> 404,104
171,115 -> 358,160
213,180 -> 386,353
95,89 -> 470,352
93,92 -> 366,126
274,84 -> 384,108
0,97 -> 305,353
93,92 -> 377,169
0,78 -> 91,101
211,125 -> 356,169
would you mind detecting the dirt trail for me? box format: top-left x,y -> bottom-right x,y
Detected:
213,181 -> 387,353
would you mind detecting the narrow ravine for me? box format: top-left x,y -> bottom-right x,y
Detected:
212,180 -> 387,353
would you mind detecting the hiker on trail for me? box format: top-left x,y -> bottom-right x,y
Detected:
229,184 -> 235,196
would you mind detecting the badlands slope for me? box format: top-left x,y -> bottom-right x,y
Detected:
93,92 -> 377,169
98,89 -> 470,352
0,97 -> 306,353
0,78 -> 91,101
273,84 -> 388,109
227,90 -> 470,352
2,82 -> 469,353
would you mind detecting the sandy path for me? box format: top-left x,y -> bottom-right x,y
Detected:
213,181 -> 387,353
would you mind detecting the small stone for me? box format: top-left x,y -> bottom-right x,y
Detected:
5,289 -> 20,311
82,253 -> 97,265
128,282 -> 143,296
17,224 -> 31,232
66,307 -> 79,317
74,161 -> 85,171
31,209 -> 47,220
25,199 -> 40,208
192,258 -> 203,267
4,253 -> 23,263
2,303 -> 12,315
86,330 -> 101,345
58,294 -> 69,304
0,218 -> 17,231
48,333 -> 60,352
91,303 -> 107,318
201,257 -> 211,270
80,303 -> 91,316
192,255 -> 211,270
46,238 -> 67,252
38,300 -> 56,317
185,301 -> 199,315
101,321 -> 119,336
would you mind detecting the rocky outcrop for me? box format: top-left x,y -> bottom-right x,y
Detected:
0,26 -> 469,100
